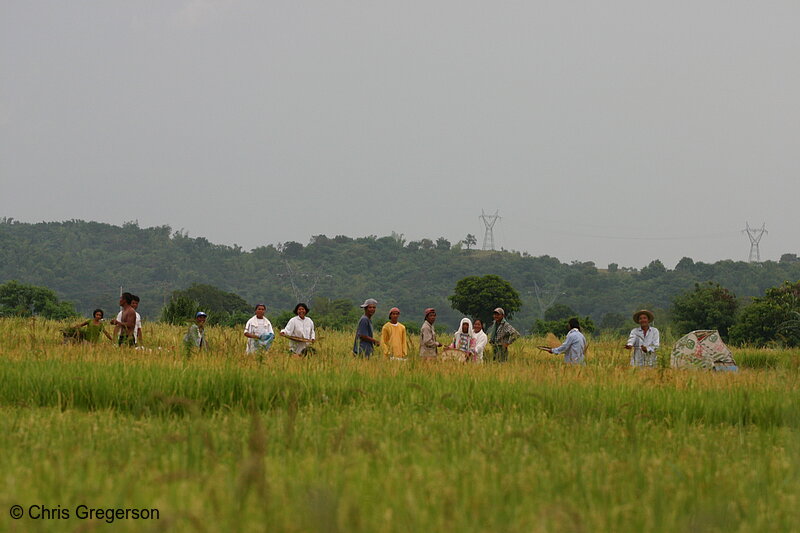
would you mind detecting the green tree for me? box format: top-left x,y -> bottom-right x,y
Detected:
671,282 -> 738,338
639,259 -> 667,280
171,283 -> 251,315
161,284 -> 253,326
463,234 -> 477,250
674,257 -> 695,272
449,275 -> 522,327
729,281 -> 800,346
0,280 -> 77,319
309,297 -> 362,331
599,312 -> 627,333
271,310 -> 295,330
532,315 -> 595,336
544,304 -> 576,321
160,295 -> 200,325
280,241 -> 304,257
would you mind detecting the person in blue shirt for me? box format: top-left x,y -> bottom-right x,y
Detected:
353,298 -> 380,357
543,318 -> 587,364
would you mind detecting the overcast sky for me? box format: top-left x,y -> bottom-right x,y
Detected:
2,1 -> 798,268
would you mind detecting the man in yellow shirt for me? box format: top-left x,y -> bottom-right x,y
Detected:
381,307 -> 408,360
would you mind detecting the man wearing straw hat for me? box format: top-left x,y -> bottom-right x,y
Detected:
625,309 -> 660,367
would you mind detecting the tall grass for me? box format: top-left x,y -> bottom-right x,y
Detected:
1,318 -> 799,532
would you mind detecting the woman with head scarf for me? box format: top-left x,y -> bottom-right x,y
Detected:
450,317 -> 478,362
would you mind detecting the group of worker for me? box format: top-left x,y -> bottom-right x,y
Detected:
69,293 -> 660,366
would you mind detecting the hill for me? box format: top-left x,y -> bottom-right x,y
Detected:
2,218 -> 799,332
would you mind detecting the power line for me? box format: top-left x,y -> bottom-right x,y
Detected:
523,214 -> 739,241
535,228 -> 738,241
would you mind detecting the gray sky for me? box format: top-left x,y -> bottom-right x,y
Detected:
2,1 -> 798,268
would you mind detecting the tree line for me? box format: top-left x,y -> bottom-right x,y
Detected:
1,218 -> 799,342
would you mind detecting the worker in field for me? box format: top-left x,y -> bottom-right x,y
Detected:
113,292 -> 137,347
485,307 -> 519,362
450,318 -> 478,361
130,295 -> 143,345
244,304 -> 274,355
353,298 -> 380,357
542,317 -> 587,364
625,309 -> 660,367
381,307 -> 408,360
419,308 -> 442,359
68,309 -> 113,343
280,303 -> 316,356
184,311 -> 208,354
472,319 -> 488,363
111,294 -> 142,346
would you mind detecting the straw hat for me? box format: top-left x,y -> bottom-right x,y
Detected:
632,309 -> 654,323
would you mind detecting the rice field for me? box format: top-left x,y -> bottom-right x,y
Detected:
1,317 -> 799,532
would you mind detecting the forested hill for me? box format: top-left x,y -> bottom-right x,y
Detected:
2,219 -> 800,332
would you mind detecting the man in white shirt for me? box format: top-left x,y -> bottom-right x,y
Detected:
625,310 -> 660,367
130,295 -> 143,345
280,303 -> 316,355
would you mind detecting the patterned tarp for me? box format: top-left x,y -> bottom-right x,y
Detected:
670,330 -> 737,370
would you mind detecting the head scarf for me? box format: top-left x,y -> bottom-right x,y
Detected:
389,307 -> 400,316
423,308 -> 435,319
454,317 -> 476,339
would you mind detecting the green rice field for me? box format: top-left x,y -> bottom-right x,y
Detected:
1,317 -> 799,532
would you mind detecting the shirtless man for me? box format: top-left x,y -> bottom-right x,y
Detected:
114,292 -> 137,347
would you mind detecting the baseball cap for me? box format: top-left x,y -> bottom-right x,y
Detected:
360,298 -> 378,308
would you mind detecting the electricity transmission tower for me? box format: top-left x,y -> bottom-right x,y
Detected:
742,222 -> 767,263
532,280 -> 564,318
280,260 -> 333,303
479,209 -> 501,251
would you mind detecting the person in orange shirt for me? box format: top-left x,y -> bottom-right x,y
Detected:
381,307 -> 408,360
